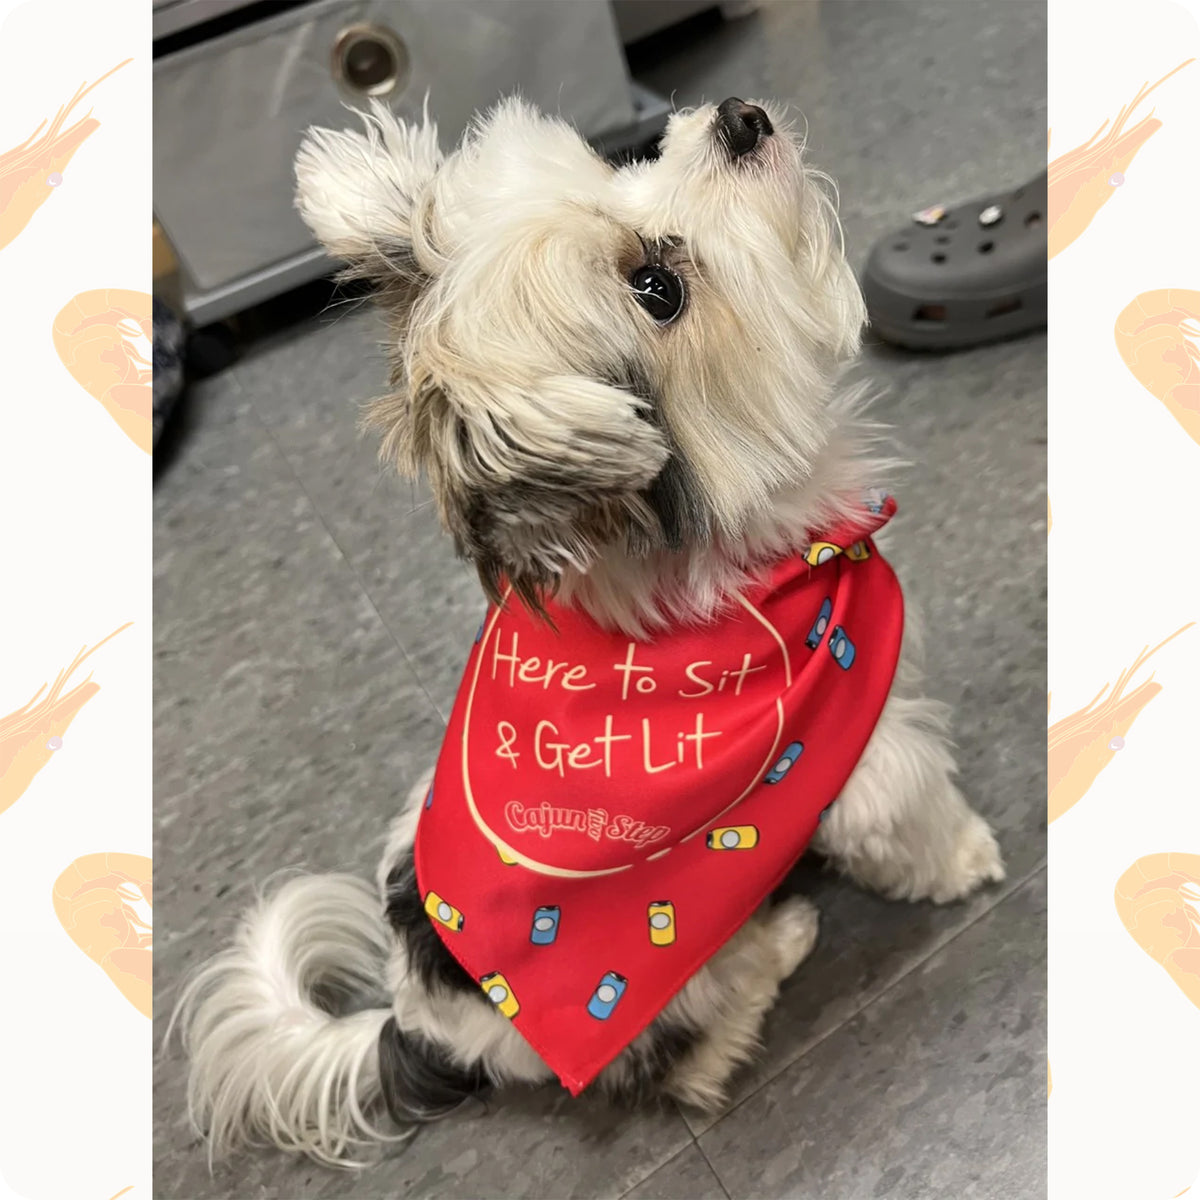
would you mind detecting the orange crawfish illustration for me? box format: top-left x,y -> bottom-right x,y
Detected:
52,290 -> 152,453
1114,853 -> 1200,1013
0,623 -> 131,817
1114,289 -> 1200,448
1048,58 -> 1193,260
52,853 -> 152,1018
0,58 -> 131,253
1048,623 -> 1192,824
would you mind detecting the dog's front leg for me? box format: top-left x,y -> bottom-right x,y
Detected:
809,620 -> 1005,904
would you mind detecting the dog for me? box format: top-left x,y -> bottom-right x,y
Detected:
173,95 -> 1005,1167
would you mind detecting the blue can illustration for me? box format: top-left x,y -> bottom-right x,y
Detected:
474,620 -> 485,644
828,625 -> 856,669
587,971 -> 628,1020
424,785 -> 434,809
765,741 -> 804,784
865,488 -> 889,514
530,905 -> 561,945
805,597 -> 833,650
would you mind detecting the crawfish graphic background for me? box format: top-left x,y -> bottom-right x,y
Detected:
0,59 -> 130,254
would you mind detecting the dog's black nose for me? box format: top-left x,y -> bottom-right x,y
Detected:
715,98 -> 773,158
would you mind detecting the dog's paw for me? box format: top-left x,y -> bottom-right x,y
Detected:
926,813 -> 1006,904
770,896 -> 820,976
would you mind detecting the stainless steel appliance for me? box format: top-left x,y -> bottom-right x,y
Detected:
153,0 -> 677,324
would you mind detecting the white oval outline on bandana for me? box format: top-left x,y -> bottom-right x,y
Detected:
459,588 -> 791,879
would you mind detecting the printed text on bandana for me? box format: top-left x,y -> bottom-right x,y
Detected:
489,632 -> 768,844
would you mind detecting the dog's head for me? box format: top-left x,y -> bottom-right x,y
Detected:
295,96 -> 865,611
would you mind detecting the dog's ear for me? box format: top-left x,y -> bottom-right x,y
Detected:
368,372 -> 670,614
294,101 -> 442,284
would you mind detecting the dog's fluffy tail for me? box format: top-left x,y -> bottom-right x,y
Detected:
171,874 -> 403,1167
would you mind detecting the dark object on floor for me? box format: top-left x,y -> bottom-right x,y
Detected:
186,321 -> 239,379
861,171 -> 1047,350
152,295 -> 187,448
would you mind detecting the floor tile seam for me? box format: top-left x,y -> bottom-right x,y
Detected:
694,857 -> 1048,1139
614,1128 -> 724,1200
694,1137 -> 736,1200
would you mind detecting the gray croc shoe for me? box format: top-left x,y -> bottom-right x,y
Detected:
861,172 -> 1047,350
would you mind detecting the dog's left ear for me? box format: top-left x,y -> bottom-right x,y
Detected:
294,101 -> 442,283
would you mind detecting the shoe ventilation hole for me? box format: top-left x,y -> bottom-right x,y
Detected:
931,252 -> 947,263
978,241 -> 994,253
985,296 -> 1022,318
935,234 -> 951,244
1013,188 -> 1024,199
893,241 -> 909,251
913,304 -> 947,322
1025,211 -> 1042,227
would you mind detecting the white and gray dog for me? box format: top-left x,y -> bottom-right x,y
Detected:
175,96 -> 1005,1167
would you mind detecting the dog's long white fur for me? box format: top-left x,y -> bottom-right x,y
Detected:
175,95 -> 1005,1168
171,874 -> 400,1168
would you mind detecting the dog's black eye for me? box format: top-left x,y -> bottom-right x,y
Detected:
629,265 -> 685,325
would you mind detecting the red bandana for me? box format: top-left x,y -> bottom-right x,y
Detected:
415,494 -> 903,1094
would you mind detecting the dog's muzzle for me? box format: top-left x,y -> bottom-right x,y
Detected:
714,98 -> 773,159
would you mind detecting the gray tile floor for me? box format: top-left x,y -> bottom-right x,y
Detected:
153,2 -> 1047,1197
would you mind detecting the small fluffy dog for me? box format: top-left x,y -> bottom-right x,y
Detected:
176,95 -> 1005,1167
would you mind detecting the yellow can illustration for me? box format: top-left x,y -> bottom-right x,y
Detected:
648,901 -> 677,945
804,541 -> 842,566
497,844 -> 517,865
845,540 -> 871,561
480,971 -> 520,1018
424,890 -> 465,931
706,825 -> 759,850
